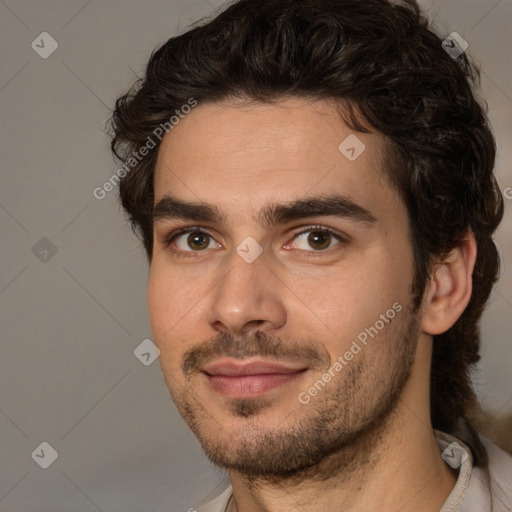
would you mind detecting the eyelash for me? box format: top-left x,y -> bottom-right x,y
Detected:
163,227 -> 212,249
163,225 -> 347,256
285,225 -> 346,254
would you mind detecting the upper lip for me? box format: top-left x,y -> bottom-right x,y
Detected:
202,358 -> 308,377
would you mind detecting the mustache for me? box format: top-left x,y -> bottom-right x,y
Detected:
182,331 -> 331,376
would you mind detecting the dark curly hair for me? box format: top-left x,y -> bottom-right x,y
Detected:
109,0 -> 504,466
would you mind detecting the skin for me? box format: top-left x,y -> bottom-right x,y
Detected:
147,97 -> 476,512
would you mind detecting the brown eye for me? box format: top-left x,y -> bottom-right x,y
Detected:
187,232 -> 211,250
171,230 -> 216,251
307,231 -> 332,250
288,228 -> 341,251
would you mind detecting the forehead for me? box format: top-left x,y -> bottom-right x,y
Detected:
153,98 -> 400,224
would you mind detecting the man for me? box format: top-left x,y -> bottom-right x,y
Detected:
109,0 -> 512,510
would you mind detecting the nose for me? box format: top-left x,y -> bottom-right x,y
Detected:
206,249 -> 287,337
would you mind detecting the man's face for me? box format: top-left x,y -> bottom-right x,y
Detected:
148,98 -> 421,479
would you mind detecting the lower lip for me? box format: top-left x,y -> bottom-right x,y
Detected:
205,371 -> 306,398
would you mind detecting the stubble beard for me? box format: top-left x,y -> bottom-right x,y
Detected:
166,308 -> 420,486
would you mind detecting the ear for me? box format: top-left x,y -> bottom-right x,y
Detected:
421,231 -> 477,336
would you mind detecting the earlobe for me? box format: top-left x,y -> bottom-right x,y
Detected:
421,231 -> 477,336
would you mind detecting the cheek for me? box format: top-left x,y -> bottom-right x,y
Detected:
147,261 -> 211,356
147,257 -> 192,314
314,254 -> 411,348
147,265 -> 168,333
146,262 -> 191,343
147,272 -> 184,375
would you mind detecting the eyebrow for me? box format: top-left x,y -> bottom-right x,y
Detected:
152,194 -> 377,228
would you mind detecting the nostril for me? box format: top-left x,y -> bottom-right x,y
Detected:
244,319 -> 266,331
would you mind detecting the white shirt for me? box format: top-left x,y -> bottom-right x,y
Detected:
197,431 -> 512,512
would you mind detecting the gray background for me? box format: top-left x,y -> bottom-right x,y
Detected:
0,0 -> 510,510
